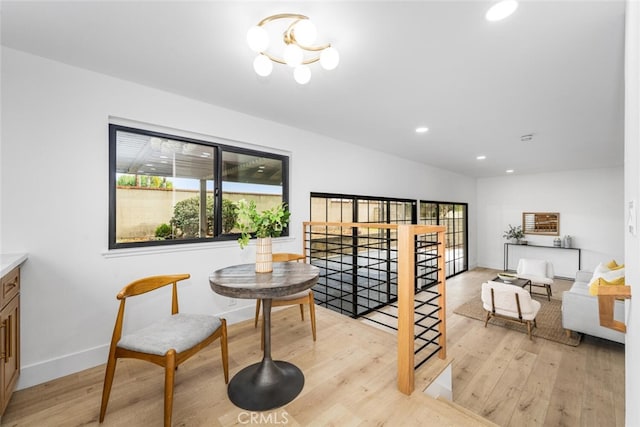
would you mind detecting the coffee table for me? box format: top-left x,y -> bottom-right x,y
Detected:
492,275 -> 532,289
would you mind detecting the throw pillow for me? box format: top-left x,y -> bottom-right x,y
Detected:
606,259 -> 619,269
588,266 -> 625,296
589,276 -> 626,296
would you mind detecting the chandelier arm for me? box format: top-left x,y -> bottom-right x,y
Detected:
261,51 -> 321,66
296,42 -> 331,52
257,13 -> 308,27
261,52 -> 286,65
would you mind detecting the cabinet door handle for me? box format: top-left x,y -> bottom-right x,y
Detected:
0,320 -> 5,362
5,316 -> 11,361
5,280 -> 17,289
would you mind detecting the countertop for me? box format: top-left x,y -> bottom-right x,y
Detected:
0,253 -> 28,277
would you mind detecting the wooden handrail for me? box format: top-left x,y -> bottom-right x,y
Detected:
596,285 -> 631,333
303,221 -> 447,395
397,224 -> 447,394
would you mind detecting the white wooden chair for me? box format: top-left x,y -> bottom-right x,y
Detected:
481,280 -> 541,339
516,258 -> 555,301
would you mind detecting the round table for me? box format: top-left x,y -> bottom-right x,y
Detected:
209,262 -> 319,411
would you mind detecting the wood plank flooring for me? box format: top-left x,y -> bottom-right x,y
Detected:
0,267 -> 625,426
446,268 -> 625,427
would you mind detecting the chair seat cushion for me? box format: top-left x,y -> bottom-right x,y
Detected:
118,313 -> 221,356
273,289 -> 311,301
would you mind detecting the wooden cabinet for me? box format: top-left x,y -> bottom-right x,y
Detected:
0,267 -> 20,415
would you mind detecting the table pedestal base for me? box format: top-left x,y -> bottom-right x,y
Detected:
227,358 -> 304,411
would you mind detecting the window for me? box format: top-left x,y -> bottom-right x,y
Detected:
419,201 -> 468,277
109,125 -> 288,249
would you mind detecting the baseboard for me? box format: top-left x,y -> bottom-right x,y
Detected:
17,344 -> 110,391
17,304 -> 256,391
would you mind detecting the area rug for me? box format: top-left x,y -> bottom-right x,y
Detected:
453,296 -> 582,346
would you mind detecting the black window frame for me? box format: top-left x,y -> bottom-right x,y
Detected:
419,200 -> 468,278
109,124 -> 289,250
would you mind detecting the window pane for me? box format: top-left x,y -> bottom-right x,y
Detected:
221,150 -> 285,234
419,201 -> 468,277
113,128 -> 214,245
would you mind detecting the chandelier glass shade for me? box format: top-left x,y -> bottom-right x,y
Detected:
247,13 -> 339,84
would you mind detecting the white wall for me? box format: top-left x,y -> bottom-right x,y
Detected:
624,1 -> 639,425
477,168 -> 624,276
0,47 -> 477,389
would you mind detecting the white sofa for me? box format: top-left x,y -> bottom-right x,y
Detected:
561,270 -> 625,344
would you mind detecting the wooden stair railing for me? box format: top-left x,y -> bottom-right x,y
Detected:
596,285 -> 631,333
303,222 -> 446,395
397,224 -> 446,395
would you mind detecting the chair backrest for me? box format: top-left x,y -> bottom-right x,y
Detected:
481,280 -> 537,316
273,253 -> 305,262
516,258 -> 554,279
111,274 -> 191,345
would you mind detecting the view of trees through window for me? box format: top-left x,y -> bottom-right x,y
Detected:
109,125 -> 288,249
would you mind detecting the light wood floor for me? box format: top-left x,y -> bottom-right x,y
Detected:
446,268 -> 625,427
1,268 -> 625,426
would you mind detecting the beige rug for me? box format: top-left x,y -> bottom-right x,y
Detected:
453,295 -> 582,346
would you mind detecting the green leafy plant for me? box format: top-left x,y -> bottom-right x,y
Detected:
502,224 -> 524,240
235,199 -> 291,249
170,196 -> 214,238
154,223 -> 173,240
222,199 -> 238,233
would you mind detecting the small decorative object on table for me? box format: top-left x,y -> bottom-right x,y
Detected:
235,199 -> 291,273
497,272 -> 518,283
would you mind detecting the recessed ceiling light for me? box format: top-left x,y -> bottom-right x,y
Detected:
486,0 -> 518,22
415,127 -> 429,134
476,155 -> 487,160
506,169 -> 515,174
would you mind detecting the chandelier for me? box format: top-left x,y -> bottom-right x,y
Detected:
246,13 -> 340,85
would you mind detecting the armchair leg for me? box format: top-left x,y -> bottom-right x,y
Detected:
164,350 -> 177,427
220,319 -> 229,384
527,321 -> 533,340
299,304 -> 305,321
99,351 -> 118,422
484,311 -> 491,327
309,294 -> 317,341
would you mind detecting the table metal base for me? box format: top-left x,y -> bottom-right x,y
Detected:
227,358 -> 304,411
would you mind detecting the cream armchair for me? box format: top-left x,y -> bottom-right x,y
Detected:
481,280 -> 541,339
516,258 -> 555,301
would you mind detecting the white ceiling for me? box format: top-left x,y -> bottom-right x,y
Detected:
0,0 -> 626,178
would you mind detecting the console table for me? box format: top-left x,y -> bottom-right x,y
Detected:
209,262 -> 319,411
503,243 -> 581,279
